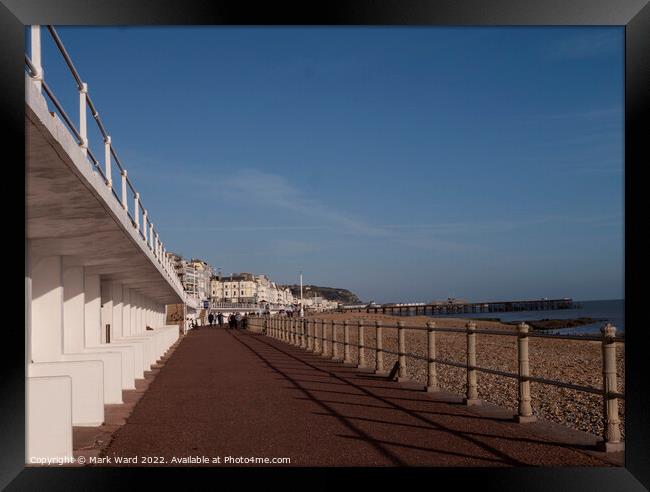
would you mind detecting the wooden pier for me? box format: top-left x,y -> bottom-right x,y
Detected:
341,298 -> 575,316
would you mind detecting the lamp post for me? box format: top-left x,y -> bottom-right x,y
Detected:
300,270 -> 304,318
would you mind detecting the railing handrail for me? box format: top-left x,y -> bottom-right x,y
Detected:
26,25 -> 186,300
248,315 -> 625,450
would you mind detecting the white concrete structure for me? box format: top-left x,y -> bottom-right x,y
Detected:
25,26 -> 199,463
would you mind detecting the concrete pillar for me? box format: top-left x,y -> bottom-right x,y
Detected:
375,320 -> 384,374
112,283 -> 123,338
464,321 -> 481,406
426,321 -> 438,392
83,273 -> 101,347
62,258 -> 85,353
31,255 -> 64,361
122,287 -> 131,336
397,321 -> 407,381
357,320 -> 365,368
343,320 -> 351,363
601,324 -> 623,452
516,323 -> 536,422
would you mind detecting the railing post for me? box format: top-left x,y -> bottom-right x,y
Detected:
601,324 -> 623,452
332,320 -> 339,360
264,317 -> 268,336
357,320 -> 365,368
134,193 -> 140,229
301,319 -> 307,348
426,321 -> 438,392
30,26 -> 43,93
464,321 -> 481,406
77,84 -> 89,157
321,319 -> 328,356
311,324 -> 321,354
149,222 -> 154,249
121,169 -> 128,211
306,318 -> 313,351
397,320 -> 407,382
375,320 -> 384,374
516,322 -> 536,422
103,136 -> 112,186
343,320 -> 352,364
142,210 -> 148,240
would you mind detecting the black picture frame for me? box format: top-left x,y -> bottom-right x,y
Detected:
2,0 -> 648,489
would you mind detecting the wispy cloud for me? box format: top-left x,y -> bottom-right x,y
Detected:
216,169 -> 390,237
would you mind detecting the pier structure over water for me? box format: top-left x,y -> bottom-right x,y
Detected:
341,298 -> 575,316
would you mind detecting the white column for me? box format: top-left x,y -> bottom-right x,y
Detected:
112,283 -> 124,338
134,193 -> 140,230
30,26 -> 42,93
62,258 -> 85,353
83,272 -> 101,347
121,170 -> 128,211
79,83 -> 88,154
31,255 -> 64,361
104,136 -> 112,188
122,287 -> 131,336
142,210 -> 148,241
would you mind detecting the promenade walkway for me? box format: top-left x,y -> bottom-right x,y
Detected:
101,328 -> 618,466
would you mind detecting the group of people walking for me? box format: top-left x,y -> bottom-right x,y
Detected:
206,311 -> 248,330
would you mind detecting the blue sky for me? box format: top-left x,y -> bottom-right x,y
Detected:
32,27 -> 624,303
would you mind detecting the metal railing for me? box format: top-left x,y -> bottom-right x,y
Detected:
25,25 -> 191,302
248,315 -> 625,452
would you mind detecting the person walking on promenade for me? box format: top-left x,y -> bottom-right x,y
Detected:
235,312 -> 242,329
228,314 -> 235,329
241,314 -> 248,331
217,312 -> 224,326
208,313 -> 214,327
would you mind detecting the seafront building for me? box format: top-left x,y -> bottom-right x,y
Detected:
210,273 -> 295,309
167,253 -> 214,302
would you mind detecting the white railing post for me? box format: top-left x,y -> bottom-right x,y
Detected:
426,321 -> 438,392
30,26 -> 43,93
121,169 -> 128,211
134,193 -> 140,229
149,223 -> 154,249
516,322 -> 536,423
142,210 -> 148,241
79,82 -> 88,154
104,136 -> 112,187
601,324 -> 623,452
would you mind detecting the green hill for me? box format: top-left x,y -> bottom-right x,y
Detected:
281,285 -> 361,305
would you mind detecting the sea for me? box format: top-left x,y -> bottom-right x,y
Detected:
421,299 -> 625,335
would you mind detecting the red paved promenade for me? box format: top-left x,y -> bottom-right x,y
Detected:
101,327 -> 619,467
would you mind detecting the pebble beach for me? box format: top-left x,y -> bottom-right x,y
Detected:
303,312 -> 625,441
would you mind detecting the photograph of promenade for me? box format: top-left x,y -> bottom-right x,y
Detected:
24,25 -> 624,467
